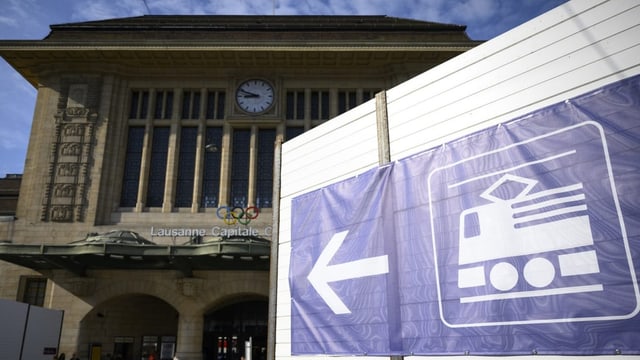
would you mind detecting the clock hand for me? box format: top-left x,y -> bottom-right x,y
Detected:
239,89 -> 259,97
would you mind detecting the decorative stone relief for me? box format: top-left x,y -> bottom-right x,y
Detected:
50,205 -> 75,222
57,163 -> 80,177
42,80 -> 101,222
60,142 -> 82,156
53,184 -> 75,198
63,123 -> 86,137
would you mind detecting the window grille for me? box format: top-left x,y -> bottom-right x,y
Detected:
175,127 -> 198,207
146,127 -> 170,207
120,127 -> 145,207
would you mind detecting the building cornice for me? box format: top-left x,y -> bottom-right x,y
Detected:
0,15 -> 482,86
0,42 -> 481,51
0,41 -> 482,86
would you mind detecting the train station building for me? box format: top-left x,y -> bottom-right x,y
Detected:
0,15 -> 479,360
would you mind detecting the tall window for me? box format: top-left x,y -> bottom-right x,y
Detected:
122,85 -> 387,213
202,127 -> 223,207
285,127 -> 304,141
362,89 -> 380,103
286,90 -> 305,120
154,90 -> 174,119
181,90 -> 201,119
120,127 -> 145,207
338,90 -> 357,114
129,90 -> 149,119
206,90 -> 226,119
146,127 -> 170,207
256,129 -> 276,208
122,89 -> 230,211
175,127 -> 198,207
20,277 -> 47,306
230,129 -> 251,207
310,90 -> 330,120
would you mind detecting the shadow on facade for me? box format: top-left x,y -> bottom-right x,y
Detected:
77,294 -> 268,360
203,297 -> 268,360
79,294 -> 178,360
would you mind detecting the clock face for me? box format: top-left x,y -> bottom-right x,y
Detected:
235,79 -> 275,114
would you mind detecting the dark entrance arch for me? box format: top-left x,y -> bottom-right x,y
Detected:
202,298 -> 268,360
79,294 -> 178,360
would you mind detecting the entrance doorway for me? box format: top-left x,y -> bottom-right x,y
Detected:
203,298 -> 268,360
79,295 -> 178,360
113,338 -> 134,360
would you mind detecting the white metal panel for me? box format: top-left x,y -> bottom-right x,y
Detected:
21,305 -> 64,360
280,101 -> 379,199
387,0 -> 640,160
0,299 -> 28,360
276,1 -> 639,359
277,197 -> 292,244
387,0 -> 623,102
0,300 -> 63,360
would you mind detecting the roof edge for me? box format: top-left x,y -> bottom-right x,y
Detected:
46,15 -> 467,34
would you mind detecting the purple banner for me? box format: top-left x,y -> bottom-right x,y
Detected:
289,75 -> 640,355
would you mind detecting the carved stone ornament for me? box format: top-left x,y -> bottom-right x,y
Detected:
63,123 -> 86,137
50,205 -> 74,222
60,142 -> 82,156
42,83 -> 100,223
57,163 -> 80,177
53,183 -> 75,198
54,107 -> 98,123
66,107 -> 89,116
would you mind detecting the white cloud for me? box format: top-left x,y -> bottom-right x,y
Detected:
449,0 -> 500,23
0,0 -> 54,38
70,0 -> 146,22
0,127 -> 29,149
211,0 -> 275,15
3,0 -> 33,21
0,15 -> 18,28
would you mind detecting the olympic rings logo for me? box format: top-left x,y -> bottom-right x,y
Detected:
216,206 -> 260,225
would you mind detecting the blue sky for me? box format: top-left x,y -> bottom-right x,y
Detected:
0,0 -> 567,177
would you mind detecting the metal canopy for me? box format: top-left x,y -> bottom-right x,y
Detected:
0,239 -> 270,277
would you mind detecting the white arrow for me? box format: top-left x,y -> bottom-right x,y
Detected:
307,230 -> 389,315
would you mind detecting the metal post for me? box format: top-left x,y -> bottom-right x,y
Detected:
244,337 -> 252,360
375,90 -> 391,164
376,91 -> 404,360
266,135 -> 283,360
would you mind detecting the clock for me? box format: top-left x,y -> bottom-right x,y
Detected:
235,79 -> 275,114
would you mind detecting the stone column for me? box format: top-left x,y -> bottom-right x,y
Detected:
163,89 -> 181,213
191,88 -> 208,213
247,126 -> 258,207
174,312 -> 204,360
304,88 -> 311,130
218,124 -> 232,206
135,88 -> 155,212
